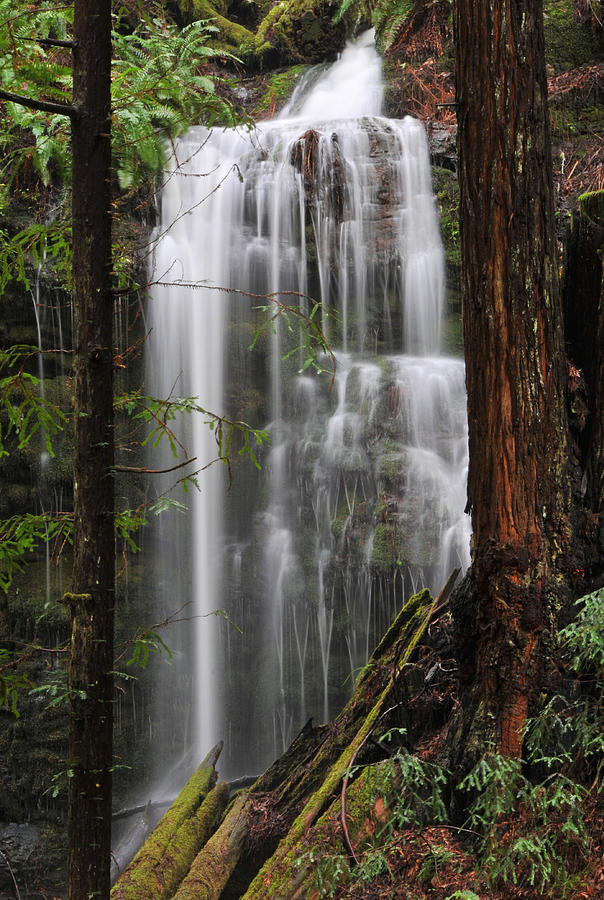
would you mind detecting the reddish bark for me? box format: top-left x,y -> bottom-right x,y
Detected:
454,0 -> 571,757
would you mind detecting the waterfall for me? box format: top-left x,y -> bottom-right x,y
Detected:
147,31 -> 471,778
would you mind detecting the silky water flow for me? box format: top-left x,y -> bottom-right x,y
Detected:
146,30 -> 471,781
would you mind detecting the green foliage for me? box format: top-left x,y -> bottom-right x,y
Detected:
126,627 -> 173,669
111,13 -> 245,189
0,222 -> 72,293
459,751 -> 588,895
250,295 -> 336,384
0,0 -> 73,190
373,0 -> 415,52
0,514 -> 72,594
0,345 -> 67,459
0,1 -> 246,200
526,587 -> 604,776
116,390 -> 270,474
0,648 -> 32,715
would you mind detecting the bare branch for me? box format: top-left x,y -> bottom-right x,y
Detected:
0,88 -> 75,117
114,457 -> 197,475
27,36 -> 76,49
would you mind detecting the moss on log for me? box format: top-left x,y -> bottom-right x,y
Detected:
250,588 -> 435,824
241,588 -> 440,898
111,743 -> 222,900
253,0 -> 352,66
171,792 -> 251,900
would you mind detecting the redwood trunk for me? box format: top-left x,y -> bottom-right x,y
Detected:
454,0 -> 570,756
68,3 -> 114,898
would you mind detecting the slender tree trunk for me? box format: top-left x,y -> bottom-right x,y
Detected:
67,3 -> 114,898
453,0 -> 571,758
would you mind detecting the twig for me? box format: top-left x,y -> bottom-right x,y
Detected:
0,848 -> 21,900
113,456 -> 197,475
22,36 -> 75,49
112,799 -> 172,821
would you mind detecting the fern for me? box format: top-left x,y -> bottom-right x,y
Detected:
373,0 -> 415,52
0,2 -> 247,196
111,16 -> 245,189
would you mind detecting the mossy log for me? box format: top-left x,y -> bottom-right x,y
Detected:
250,583 -> 448,825
240,582 -> 454,898
111,743 -> 223,900
262,758 -> 396,898
171,792 -> 251,900
181,0 -> 257,53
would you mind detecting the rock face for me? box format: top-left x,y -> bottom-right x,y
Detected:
0,823 -> 40,891
177,0 -> 362,67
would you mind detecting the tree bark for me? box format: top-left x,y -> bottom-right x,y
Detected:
453,0 -> 571,759
68,3 -> 114,898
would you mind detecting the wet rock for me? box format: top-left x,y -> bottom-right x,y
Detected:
0,823 -> 40,891
427,121 -> 457,170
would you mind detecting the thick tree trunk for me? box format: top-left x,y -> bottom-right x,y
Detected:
68,3 -> 114,898
453,0 -> 571,758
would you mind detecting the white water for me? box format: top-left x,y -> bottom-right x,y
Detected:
147,31 -> 470,776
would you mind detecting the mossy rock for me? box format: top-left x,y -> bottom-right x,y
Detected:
253,0 -> 356,67
180,0 -> 257,53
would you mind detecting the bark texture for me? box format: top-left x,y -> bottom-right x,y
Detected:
453,0 -> 570,758
68,3 -> 114,898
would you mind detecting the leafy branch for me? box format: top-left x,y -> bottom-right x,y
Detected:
151,281 -> 337,388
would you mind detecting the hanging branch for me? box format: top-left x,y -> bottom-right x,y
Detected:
113,457 -> 197,475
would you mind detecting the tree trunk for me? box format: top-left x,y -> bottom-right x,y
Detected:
68,3 -> 114,898
453,0 -> 571,759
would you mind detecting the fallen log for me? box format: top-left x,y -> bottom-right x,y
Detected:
251,584 -> 445,823
112,799 -> 173,822
171,792 -> 251,900
111,742 -> 223,900
241,582 -> 454,898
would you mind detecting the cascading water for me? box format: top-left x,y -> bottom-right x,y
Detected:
147,30 -> 470,779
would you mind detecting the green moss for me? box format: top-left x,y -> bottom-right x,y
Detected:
111,746 -> 221,899
433,166 -> 460,267
371,522 -> 407,575
185,0 -> 257,52
253,0 -> 351,66
544,0 -> 604,73
441,312 -> 464,357
378,450 -> 405,485
254,63 -> 308,114
578,189 -> 604,226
